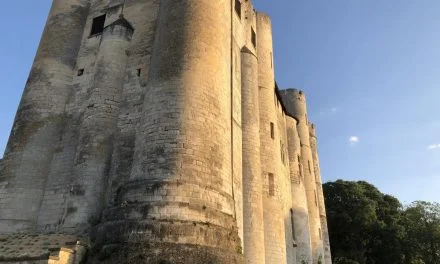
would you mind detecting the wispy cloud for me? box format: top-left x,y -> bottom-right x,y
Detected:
349,136 -> 359,146
428,144 -> 440,150
320,107 -> 338,116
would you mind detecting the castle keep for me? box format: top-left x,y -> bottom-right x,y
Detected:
0,0 -> 331,263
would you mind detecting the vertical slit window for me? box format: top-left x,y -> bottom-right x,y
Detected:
137,68 -> 142,77
290,209 -> 296,241
308,160 -> 312,174
268,173 -> 275,196
270,52 -> 273,68
90,14 -> 106,36
270,122 -> 275,139
315,190 -> 318,206
235,0 -> 242,19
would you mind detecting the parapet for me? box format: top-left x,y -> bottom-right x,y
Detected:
279,88 -> 308,120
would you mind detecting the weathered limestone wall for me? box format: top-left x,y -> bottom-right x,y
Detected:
286,116 -> 313,263
257,13 -> 288,264
309,123 -> 332,264
0,0 -> 332,263
0,0 -> 90,233
35,0 -> 161,233
241,47 -> 265,264
277,100 -> 296,264
64,17 -> 133,229
92,0 -> 243,263
280,89 -> 325,263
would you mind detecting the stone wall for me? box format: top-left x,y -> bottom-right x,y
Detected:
0,0 -> 332,263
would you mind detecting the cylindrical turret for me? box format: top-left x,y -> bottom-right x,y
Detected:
280,88 -> 325,263
0,0 -> 90,233
241,47 -> 265,264
94,1 -> 243,263
63,15 -> 134,230
286,116 -> 313,263
309,123 -> 332,264
257,13 -> 288,264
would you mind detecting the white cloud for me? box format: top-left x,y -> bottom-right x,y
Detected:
428,144 -> 440,150
349,136 -> 359,146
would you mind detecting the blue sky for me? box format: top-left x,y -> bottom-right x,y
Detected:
0,1 -> 439,204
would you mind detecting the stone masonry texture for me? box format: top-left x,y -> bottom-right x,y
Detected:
0,0 -> 332,263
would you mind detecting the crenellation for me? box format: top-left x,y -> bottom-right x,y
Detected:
0,0 -> 331,263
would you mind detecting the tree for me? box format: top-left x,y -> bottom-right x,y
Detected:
401,202 -> 440,264
323,180 -> 404,264
324,180 -> 440,264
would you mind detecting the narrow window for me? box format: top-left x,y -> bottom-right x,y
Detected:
90,14 -> 106,36
270,52 -> 273,68
77,69 -> 84,76
137,68 -> 142,77
315,190 -> 318,206
268,173 -> 275,196
280,141 -> 283,163
308,160 -> 312,174
235,0 -> 242,19
290,209 -> 296,241
270,122 -> 275,139
251,28 -> 257,48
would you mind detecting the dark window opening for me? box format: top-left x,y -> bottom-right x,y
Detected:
90,15 -> 106,36
251,28 -> 256,48
235,0 -> 242,19
268,173 -> 275,196
77,69 -> 84,76
290,209 -> 297,241
315,190 -> 318,206
270,122 -> 275,139
308,160 -> 312,174
137,68 -> 142,77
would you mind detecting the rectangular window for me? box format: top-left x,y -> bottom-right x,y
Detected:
268,173 -> 275,196
251,28 -> 256,48
77,69 -> 84,76
270,122 -> 275,139
235,0 -> 242,19
137,68 -> 142,77
90,14 -> 106,36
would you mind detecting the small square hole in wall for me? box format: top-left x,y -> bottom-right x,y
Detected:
77,69 -> 84,76
137,68 -> 142,77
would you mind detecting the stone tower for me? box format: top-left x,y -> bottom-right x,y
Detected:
0,1 -> 332,263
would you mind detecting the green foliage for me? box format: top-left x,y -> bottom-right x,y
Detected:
324,180 -> 440,264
